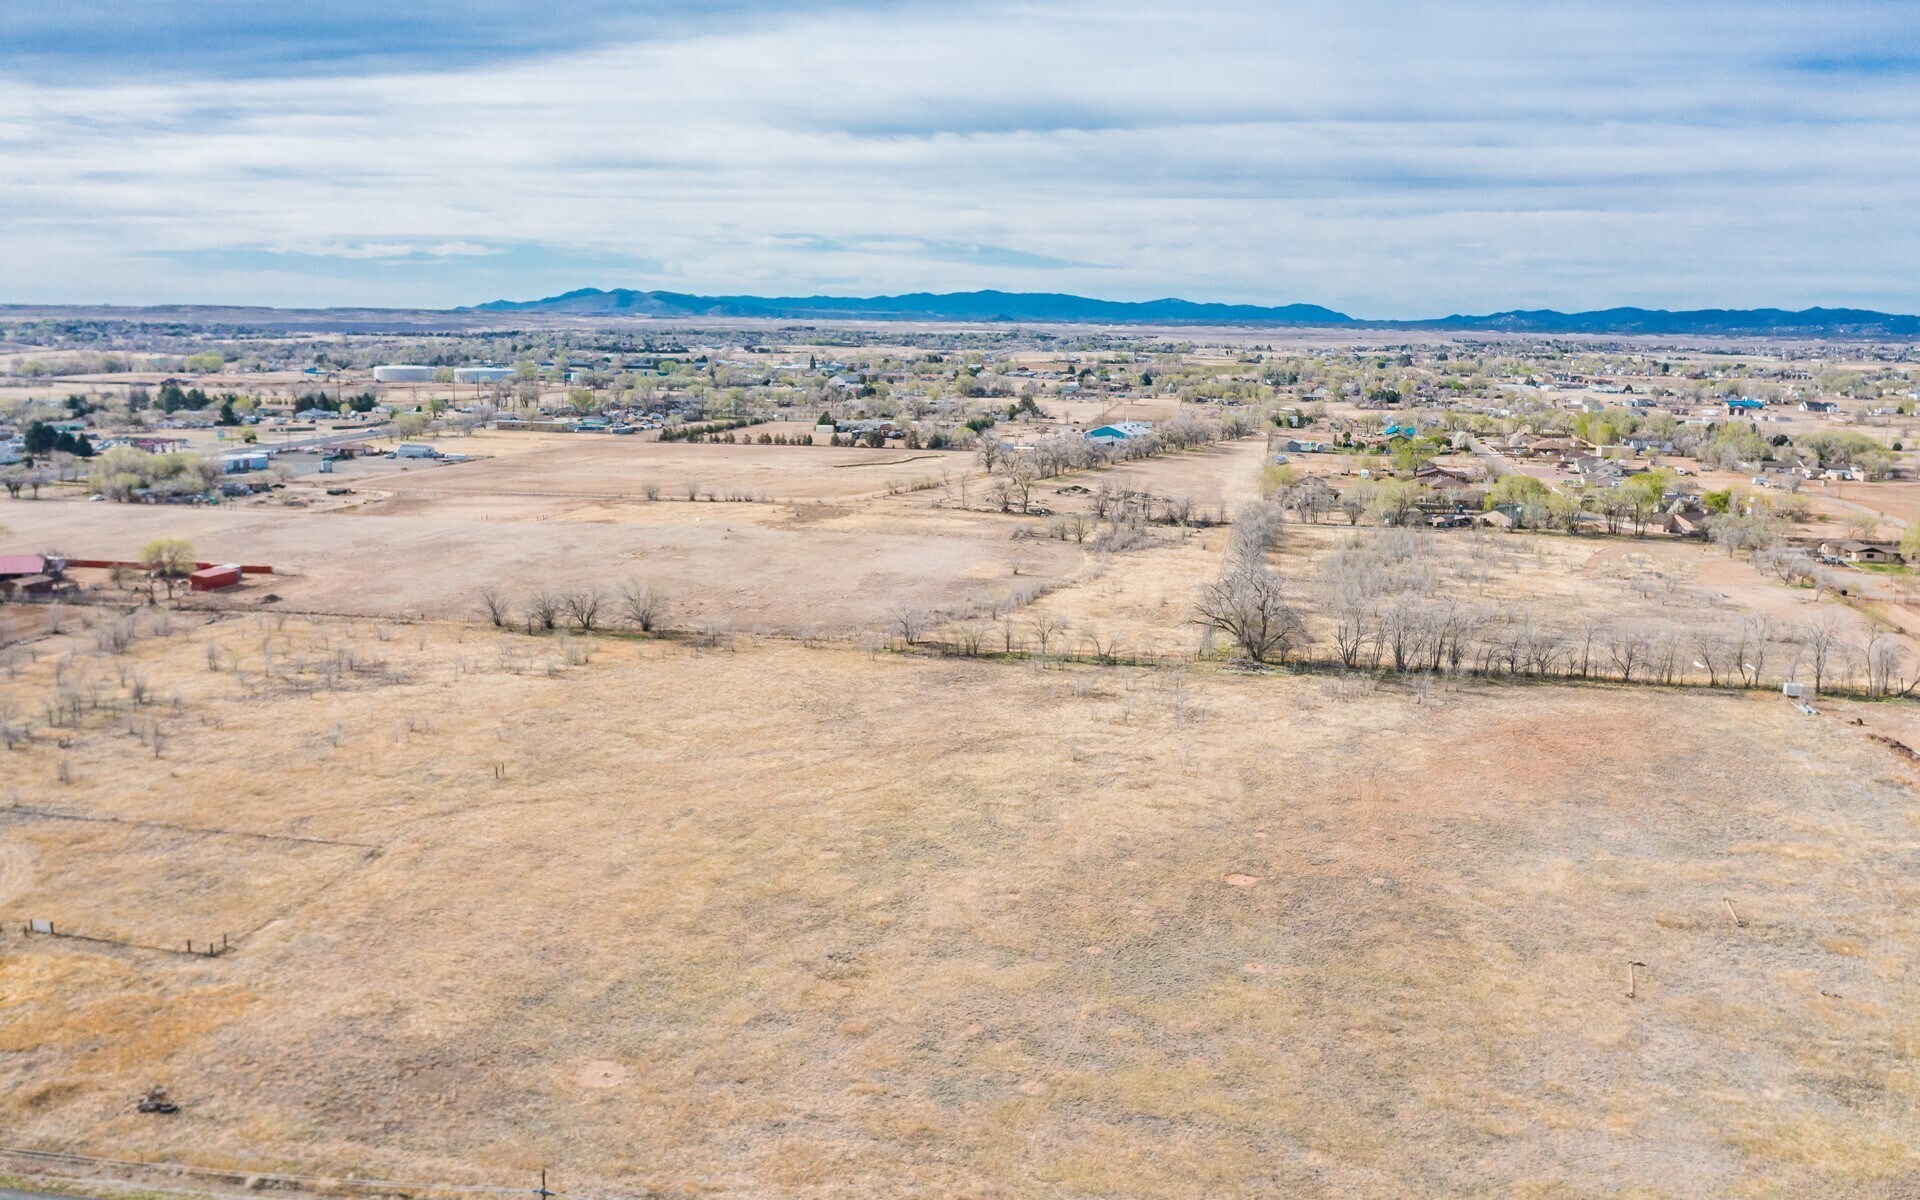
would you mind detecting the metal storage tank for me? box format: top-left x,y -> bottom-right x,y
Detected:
373,365 -> 438,382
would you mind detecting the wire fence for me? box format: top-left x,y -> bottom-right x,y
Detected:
0,1146 -> 622,1200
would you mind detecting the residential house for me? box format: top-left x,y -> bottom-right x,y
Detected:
1819,540 -> 1903,564
1414,464 -> 1476,491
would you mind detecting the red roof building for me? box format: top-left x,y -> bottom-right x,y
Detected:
189,564 -> 243,592
0,554 -> 47,579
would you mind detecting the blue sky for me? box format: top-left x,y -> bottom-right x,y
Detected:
2,0 -> 1918,314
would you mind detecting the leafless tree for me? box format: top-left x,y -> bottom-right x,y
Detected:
1229,500 -> 1285,558
1003,452 -> 1039,514
1194,556 -> 1306,663
1693,631 -> 1732,687
1865,633 -> 1906,697
641,482 -> 662,501
976,432 -> 1009,475
1291,483 -> 1333,525
1799,613 -> 1847,693
1082,627 -> 1123,664
1650,626 -> 1687,685
1604,624 -> 1650,682
1734,615 -> 1772,687
619,580 -> 669,632
562,586 -> 605,632
477,585 -> 512,628
1328,593 -> 1375,669
890,604 -> 930,646
1571,616 -> 1606,679
526,588 -> 562,632
1030,612 -> 1066,656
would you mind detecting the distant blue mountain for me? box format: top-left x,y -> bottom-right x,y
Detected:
1410,306 -> 1920,337
467,288 -> 1353,325
467,288 -> 1920,336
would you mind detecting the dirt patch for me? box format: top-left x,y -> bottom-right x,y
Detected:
573,1060 -> 627,1089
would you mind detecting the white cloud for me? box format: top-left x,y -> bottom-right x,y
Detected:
1,0 -> 1917,311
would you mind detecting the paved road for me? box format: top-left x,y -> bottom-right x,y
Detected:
1464,436 -> 1512,479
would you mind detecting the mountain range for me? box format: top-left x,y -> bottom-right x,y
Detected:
468,288 -> 1920,337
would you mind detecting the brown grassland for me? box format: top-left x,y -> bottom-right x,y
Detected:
3,427 -> 1920,1198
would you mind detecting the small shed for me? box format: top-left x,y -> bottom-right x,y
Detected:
189,564 -> 243,592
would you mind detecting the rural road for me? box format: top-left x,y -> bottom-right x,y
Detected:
1464,436 -> 1514,479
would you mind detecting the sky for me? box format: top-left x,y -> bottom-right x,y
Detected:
2,0 -> 1919,315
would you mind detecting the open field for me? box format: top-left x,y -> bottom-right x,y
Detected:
7,405 -> 1920,1198
0,497 -> 1074,632
3,620 -> 1920,1198
372,435 -> 969,504
0,432 -> 1081,631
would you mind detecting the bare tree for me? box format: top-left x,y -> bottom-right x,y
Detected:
976,432 -> 1009,475
1194,556 -> 1306,663
1328,593 -> 1375,669
890,604 -> 930,647
1082,627 -> 1123,664
562,586 -> 605,632
1693,631 -> 1732,687
1229,500 -> 1284,558
1865,633 -> 1905,697
1572,616 -> 1606,680
1030,612 -> 1066,656
619,580 -> 669,632
477,585 -> 512,628
1604,624 -> 1650,682
1732,618 -> 1766,688
1003,452 -> 1039,514
1799,613 -> 1847,693
526,588 -> 562,632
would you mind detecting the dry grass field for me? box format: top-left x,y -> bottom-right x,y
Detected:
2,619 -> 1919,1198
4,425 -> 1920,1198
0,433 -> 1076,632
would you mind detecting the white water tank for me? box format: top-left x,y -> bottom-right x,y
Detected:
373,365 -> 437,383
